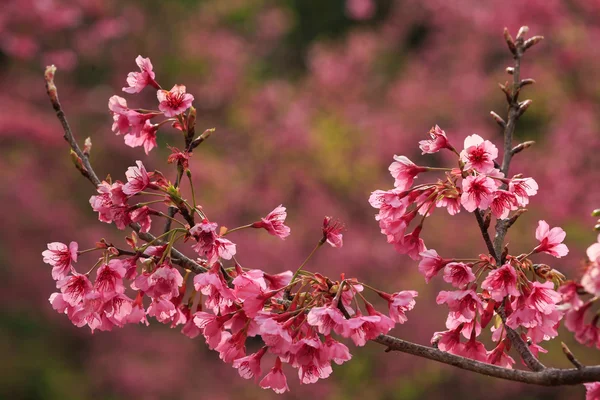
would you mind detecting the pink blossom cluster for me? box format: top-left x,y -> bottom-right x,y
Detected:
369,126 -> 541,261
109,56 -> 194,154
43,57 -> 419,393
372,127 -> 570,366
561,234 -> 600,349
43,225 -> 417,393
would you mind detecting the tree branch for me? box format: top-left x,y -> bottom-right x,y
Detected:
373,334 -> 600,386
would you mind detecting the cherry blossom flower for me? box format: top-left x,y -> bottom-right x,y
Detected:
57,273 -> 93,306
419,125 -> 453,154
194,312 -> 229,350
436,289 -> 484,325
490,190 -> 518,219
585,382 -> 600,400
433,328 -> 462,354
381,290 -> 418,323
344,304 -> 395,346
533,220 -> 569,258
443,263 -> 476,288
256,317 -> 293,355
42,241 -> 78,280
307,304 -> 347,335
460,134 -> 498,173
587,235 -> 600,263
132,263 -> 183,300
94,260 -> 126,299
582,263 -> 600,296
129,206 -> 151,233
233,347 -> 267,380
461,174 -> 497,212
322,216 -> 344,248
252,205 -> 291,239
260,357 -> 289,394
122,160 -> 151,196
418,249 -> 451,283
509,177 -> 538,207
157,84 -> 194,117
193,270 -> 236,313
458,336 -> 488,362
388,155 -> 428,190
393,226 -> 426,260
124,120 -> 158,154
108,95 -> 157,136
481,264 -> 520,301
147,297 -> 176,323
122,55 -> 157,94
216,330 -> 247,363
167,146 -> 191,170
322,336 -> 352,365
487,341 -> 515,368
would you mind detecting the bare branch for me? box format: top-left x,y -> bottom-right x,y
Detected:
561,342 -> 584,370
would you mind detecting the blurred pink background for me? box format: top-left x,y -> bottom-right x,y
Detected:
1,0 -> 599,398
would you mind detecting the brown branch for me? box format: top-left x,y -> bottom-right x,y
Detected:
474,210 -> 498,260
497,304 -> 546,371
373,334 -> 600,386
561,342 -> 584,370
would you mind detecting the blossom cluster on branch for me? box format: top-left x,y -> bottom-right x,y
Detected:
42,56 -> 417,393
41,25 -> 600,398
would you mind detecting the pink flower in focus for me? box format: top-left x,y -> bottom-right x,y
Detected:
433,328 -> 462,354
460,174 -> 497,212
124,120 -> 158,155
458,336 -> 488,362
57,273 -> 93,306
132,264 -> 183,300
388,155 -> 427,190
157,84 -> 194,117
384,290 -> 418,323
252,205 -> 291,239
460,134 -> 498,173
193,271 -> 236,314
307,304 -> 347,336
232,269 -> 267,300
481,264 -> 520,302
436,290 -> 484,324
322,216 -> 344,248
322,336 -> 352,365
526,281 -> 562,315
443,263 -> 476,288
585,382 -> 600,400
509,177 -> 538,207
487,341 -> 515,368
167,146 -> 191,170
94,260 -> 126,299
259,357 -> 289,394
194,311 -> 228,349
129,205 -> 152,233
122,160 -> 151,196
216,330 -> 247,363
256,317 -> 293,355
123,55 -> 157,94
147,297 -> 176,323
233,347 -> 267,380
394,226 -> 426,260
419,125 -> 453,154
344,304 -> 395,346
490,190 -> 518,219
42,241 -> 78,280
108,95 -> 157,136
533,220 -> 569,258
418,249 -> 450,283
264,271 -> 293,290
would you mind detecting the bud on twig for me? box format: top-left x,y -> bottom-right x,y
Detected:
490,111 -> 506,128
524,36 -> 544,51
519,78 -> 536,88
516,26 -> 529,40
506,208 -> 527,229
516,99 -> 533,117
70,149 -> 88,175
498,82 -> 511,103
503,28 -> 517,55
188,128 -> 216,151
591,209 -> 600,217
506,67 -> 514,75
511,141 -> 535,155
83,137 -> 92,156
561,342 -> 584,370
186,106 -> 196,140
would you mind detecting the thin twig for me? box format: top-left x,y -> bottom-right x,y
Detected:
561,342 -> 584,370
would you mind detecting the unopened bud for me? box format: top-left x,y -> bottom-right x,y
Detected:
511,140 -> 535,155
595,223 -> 600,231
533,263 -> 552,280
503,28 -> 517,54
517,99 -> 533,117
506,67 -> 514,75
516,26 -> 529,40
490,111 -> 506,128
83,137 -> 92,156
70,149 -> 87,174
524,36 -> 544,51
520,78 -> 536,87
107,246 -> 119,256
187,106 -> 196,138
591,209 -> 600,217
